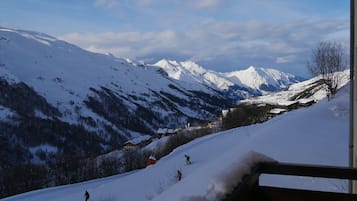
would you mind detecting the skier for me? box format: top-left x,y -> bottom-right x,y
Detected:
84,190 -> 90,201
184,154 -> 191,165
176,170 -> 182,181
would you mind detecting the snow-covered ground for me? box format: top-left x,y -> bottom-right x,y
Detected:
1,81 -> 350,201
241,69 -> 350,106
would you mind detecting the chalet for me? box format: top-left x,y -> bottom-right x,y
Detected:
146,155 -> 157,167
268,108 -> 287,115
123,135 -> 152,149
157,128 -> 177,138
221,109 -> 229,117
298,99 -> 316,107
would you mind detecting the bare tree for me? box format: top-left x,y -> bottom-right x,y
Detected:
307,41 -> 347,98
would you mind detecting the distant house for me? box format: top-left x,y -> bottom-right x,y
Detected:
206,121 -> 218,128
157,128 -> 177,138
298,99 -> 316,107
268,108 -> 287,115
273,101 -> 300,111
146,155 -> 157,167
123,135 -> 152,149
221,109 -> 229,117
123,141 -> 137,149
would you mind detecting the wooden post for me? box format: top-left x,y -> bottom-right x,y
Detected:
351,0 -> 357,194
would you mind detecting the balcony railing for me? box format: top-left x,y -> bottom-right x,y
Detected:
222,162 -> 357,201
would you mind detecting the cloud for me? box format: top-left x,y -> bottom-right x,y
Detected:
94,0 -> 119,9
59,18 -> 348,76
276,55 -> 296,64
60,30 -> 181,58
189,0 -> 222,9
134,0 -> 156,7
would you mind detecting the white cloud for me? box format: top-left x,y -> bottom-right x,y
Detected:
135,0 -> 155,7
189,0 -> 221,9
276,55 -> 296,64
94,0 -> 119,9
59,18 -> 348,75
60,30 -> 180,58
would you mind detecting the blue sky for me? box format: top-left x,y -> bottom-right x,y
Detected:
0,0 -> 350,77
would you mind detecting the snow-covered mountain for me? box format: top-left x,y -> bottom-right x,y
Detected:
2,81 -> 350,201
0,27 -> 233,165
153,59 -> 234,90
224,66 -> 303,92
153,59 -> 303,98
0,26 -> 305,168
241,69 -> 350,106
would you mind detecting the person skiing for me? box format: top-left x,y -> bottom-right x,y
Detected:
184,154 -> 191,165
84,190 -> 90,201
176,170 -> 182,181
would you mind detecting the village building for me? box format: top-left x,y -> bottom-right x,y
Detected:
156,128 -> 177,138
123,135 -> 153,149
146,155 -> 157,167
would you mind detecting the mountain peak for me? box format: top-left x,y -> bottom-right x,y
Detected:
224,66 -> 301,92
154,59 -> 300,95
180,60 -> 206,74
247,66 -> 257,71
155,59 -> 179,67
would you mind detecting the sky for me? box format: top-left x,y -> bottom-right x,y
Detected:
0,0 -> 350,77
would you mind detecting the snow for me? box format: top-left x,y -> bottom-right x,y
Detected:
157,128 -> 176,134
0,106 -> 16,120
125,135 -> 152,145
0,26 -> 309,144
242,69 -> 350,106
153,60 -> 300,94
224,66 -> 299,92
269,108 -> 287,114
153,59 -> 229,91
1,81 -> 350,201
29,144 -> 59,164
0,27 -> 228,137
183,151 -> 275,201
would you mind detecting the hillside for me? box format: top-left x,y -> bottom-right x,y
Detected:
1,80 -> 350,201
220,70 -> 350,130
0,27 -> 304,167
241,69 -> 350,106
0,27 -> 234,165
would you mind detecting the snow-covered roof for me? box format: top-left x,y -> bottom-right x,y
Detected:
269,108 -> 287,114
149,155 -> 156,160
221,110 -> 229,117
157,128 -> 175,134
125,135 -> 151,145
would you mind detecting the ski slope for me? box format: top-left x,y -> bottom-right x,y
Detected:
1,83 -> 350,201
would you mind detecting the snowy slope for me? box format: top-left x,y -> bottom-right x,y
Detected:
0,26 -> 230,127
0,27 -> 232,164
241,69 -> 350,106
0,26 -> 305,166
2,81 -> 349,201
